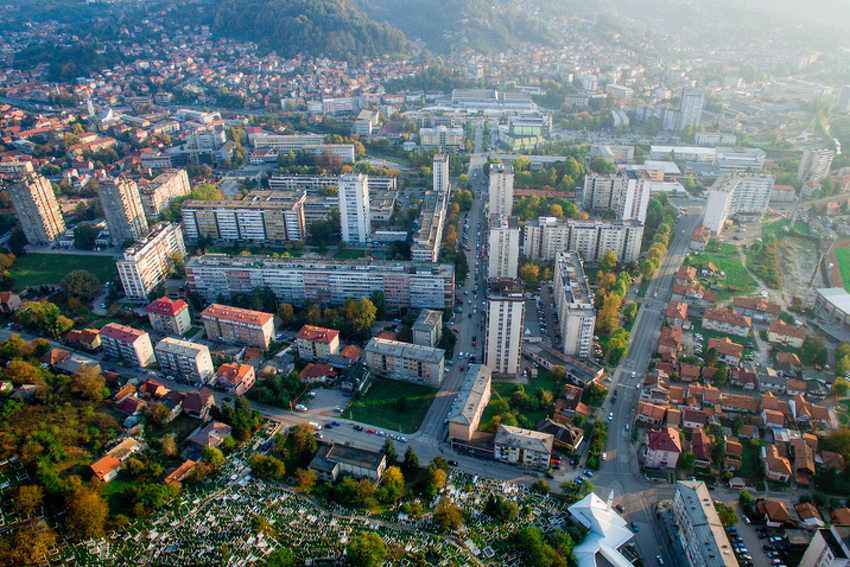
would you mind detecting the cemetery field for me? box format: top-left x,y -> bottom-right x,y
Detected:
346,378 -> 437,433
9,253 -> 118,289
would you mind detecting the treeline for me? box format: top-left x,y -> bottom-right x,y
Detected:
211,0 -> 409,61
639,191 -> 678,280
594,251 -> 635,365
12,40 -> 124,82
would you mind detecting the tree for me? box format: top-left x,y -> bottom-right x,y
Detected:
714,502 -> 739,527
348,532 -> 387,567
74,224 -> 96,249
294,468 -> 317,493
382,438 -> 397,463
161,435 -> 177,457
66,486 -> 108,538
342,297 -> 377,341
380,466 -> 405,502
739,490 -> 754,508
202,447 -> 224,469
599,249 -> 617,272
801,336 -> 828,366
624,301 -> 638,324
4,360 -> 40,385
677,452 -> 696,470
144,402 -> 170,425
70,365 -> 106,401
532,478 -> 549,494
11,485 -> 43,517
403,445 -> 419,471
519,263 -> 540,288
433,496 -> 463,530
277,303 -> 295,328
0,522 -> 56,566
264,548 -> 295,567
61,270 -> 101,304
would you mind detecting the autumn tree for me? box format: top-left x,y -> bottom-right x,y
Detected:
144,402 -> 170,425
519,263 -> 540,288
161,435 -> 177,457
277,303 -> 295,328
0,522 -> 56,566
61,270 -> 101,304
348,532 -> 387,567
599,249 -> 617,272
433,496 -> 463,530
3,360 -> 40,385
11,485 -> 43,517
66,486 -> 108,538
294,468 -> 317,493
70,365 -> 106,401
342,297 -> 377,341
379,466 -> 404,503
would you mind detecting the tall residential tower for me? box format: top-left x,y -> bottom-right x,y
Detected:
488,163 -> 514,216
7,173 -> 65,244
338,173 -> 371,243
97,177 -> 149,246
484,278 -> 525,378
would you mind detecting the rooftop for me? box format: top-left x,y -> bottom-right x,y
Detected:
200,304 -> 274,326
364,337 -> 445,364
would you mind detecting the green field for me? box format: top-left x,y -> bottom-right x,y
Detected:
763,219 -> 811,238
9,253 -> 118,289
345,378 -> 438,433
333,249 -> 368,260
835,247 -> 850,292
693,249 -> 758,300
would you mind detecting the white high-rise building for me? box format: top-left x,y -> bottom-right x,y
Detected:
97,177 -> 149,246
619,169 -> 652,223
582,172 -> 625,214
433,153 -> 450,193
117,222 -> 187,301
703,172 -> 774,234
553,251 -> 596,358
488,163 -> 514,216
488,215 -> 519,279
837,86 -> 850,113
8,173 -> 65,244
797,148 -> 835,183
523,217 -> 644,263
677,88 -> 706,131
484,279 -> 525,378
338,173 -> 371,243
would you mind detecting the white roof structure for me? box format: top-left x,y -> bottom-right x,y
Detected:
568,493 -> 634,567
817,288 -> 850,317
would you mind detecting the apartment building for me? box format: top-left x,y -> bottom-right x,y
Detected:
412,309 -> 443,348
447,364 -> 492,441
494,425 -> 554,470
145,296 -> 191,335
677,88 -> 706,131
523,217 -> 643,263
182,191 -> 306,244
116,222 -> 187,301
554,251 -> 596,358
702,308 -> 752,337
799,528 -> 850,567
797,148 -> 835,183
488,163 -> 514,216
268,174 -> 396,195
251,134 -> 355,163
488,215 -> 520,279
100,323 -> 155,368
432,153 -> 450,193
338,173 -> 371,243
97,177 -> 149,246
7,173 -> 65,244
645,427 -> 683,469
704,173 -> 774,234
619,168 -> 652,223
154,337 -> 214,384
200,304 -> 275,349
582,172 -> 624,214
185,255 -> 454,309
295,325 -> 341,362
140,169 -> 190,218
672,481 -> 738,567
420,127 -> 464,148
363,337 -> 445,387
484,278 -> 525,378
411,188 -> 449,263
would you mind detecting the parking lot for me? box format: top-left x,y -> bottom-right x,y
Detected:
298,388 -> 351,417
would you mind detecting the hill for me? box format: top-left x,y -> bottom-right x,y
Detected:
210,0 -> 409,61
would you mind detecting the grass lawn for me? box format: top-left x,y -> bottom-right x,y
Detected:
693,249 -> 758,300
345,378 -> 437,433
9,253 -> 118,290
480,368 -> 561,429
834,247 -> 850,292
333,249 -> 368,260
763,219 -> 811,238
100,478 -> 136,516
739,441 -> 763,481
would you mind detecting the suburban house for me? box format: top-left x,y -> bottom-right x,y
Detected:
300,362 -> 337,384
665,301 -> 688,327
764,444 -> 792,483
733,297 -> 781,321
691,428 -> 712,468
214,362 -> 256,396
671,283 -> 717,309
759,499 -> 793,528
183,388 -> 215,419
657,325 -> 682,359
767,321 -> 806,348
675,265 -> 697,285
645,427 -> 682,469
0,292 -> 22,313
636,402 -> 667,426
702,308 -> 752,337
708,337 -> 743,366
189,420 -> 233,449
65,328 -> 101,351
690,225 -> 711,251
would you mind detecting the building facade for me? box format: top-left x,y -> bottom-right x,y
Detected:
677,88 -> 706,131
116,222 -> 187,301
484,279 -> 525,378
154,337 -> 215,384
411,188 -> 449,263
494,425 -> 554,470
145,297 -> 191,335
185,255 -> 455,309
554,251 -> 596,358
363,337 -> 445,387
488,163 -> 514,216
433,153 -> 450,193
797,148 -> 835,183
672,481 -> 738,567
523,216 -> 644,263
619,169 -> 652,223
412,309 -> 443,348
182,191 -> 306,244
703,173 -> 774,234
8,173 -> 65,244
97,177 -> 149,246
447,365 -> 492,441
582,172 -> 623,214
295,325 -> 341,362
100,323 -> 156,368
338,173 -> 371,243
200,304 -> 274,349
488,215 -> 520,279
140,169 -> 191,218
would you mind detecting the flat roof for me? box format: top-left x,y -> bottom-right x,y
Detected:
364,337 -> 444,364
817,288 -> 850,317
448,365 -> 491,425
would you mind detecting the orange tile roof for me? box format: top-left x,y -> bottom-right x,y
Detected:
296,325 -> 340,344
200,304 -> 273,326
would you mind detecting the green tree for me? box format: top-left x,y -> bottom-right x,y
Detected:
599,249 -> 617,272
294,468 -> 317,493
73,224 -> 96,249
714,502 -> 739,527
342,297 -> 377,341
4,360 -> 40,386
382,438 -> 397,463
677,452 -> 696,470
202,447 -> 225,469
264,548 -> 295,567
70,365 -> 106,401
433,496 -> 463,530
348,532 -> 387,567
379,466 -> 405,502
61,270 -> 101,303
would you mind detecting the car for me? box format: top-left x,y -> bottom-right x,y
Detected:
223,396 -> 232,402
608,412 -> 614,420
376,430 -> 385,436
314,432 -> 323,438
584,470 -> 594,478
332,421 -> 341,426
727,527 -> 737,533
631,521 -> 639,532
631,371 -> 636,378
398,436 -> 407,442
448,460 -> 459,467
602,452 -> 608,460
625,424 -> 630,431
324,423 -> 333,429
614,504 -> 625,513
744,515 -> 751,524
452,328 -> 459,333
353,425 -> 364,431
574,477 -> 584,485
768,552 -> 779,558
772,560 -> 783,565
770,537 -> 785,543
653,292 -> 658,297
656,556 -> 663,566
763,545 -> 774,551
365,428 -> 375,434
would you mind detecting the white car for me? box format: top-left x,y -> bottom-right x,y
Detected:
608,412 -> 614,421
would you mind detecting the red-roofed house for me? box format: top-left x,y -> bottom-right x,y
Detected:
733,297 -> 781,321
676,265 -> 697,285
691,428 -> 712,468
0,292 -> 21,313
665,301 -> 688,326
764,444 -> 792,483
91,455 -> 122,482
690,225 -> 711,251
658,325 -> 682,359
65,328 -> 101,351
767,321 -> 806,348
164,459 -> 196,487
100,323 -> 155,367
296,325 -> 341,362
145,297 -> 191,335
702,308 -> 752,337
138,378 -> 169,399
708,337 -> 744,366
200,304 -> 274,349
215,363 -> 256,396
183,388 -> 215,420
645,427 -> 682,469
300,362 -> 337,384
759,499 -> 793,528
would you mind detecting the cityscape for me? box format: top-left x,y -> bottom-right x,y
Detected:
0,0 -> 849,566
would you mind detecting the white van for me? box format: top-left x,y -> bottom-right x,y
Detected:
308,421 -> 322,431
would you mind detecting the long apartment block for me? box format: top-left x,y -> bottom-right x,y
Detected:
186,255 -> 455,309
182,191 -> 306,244
524,216 -> 644,263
